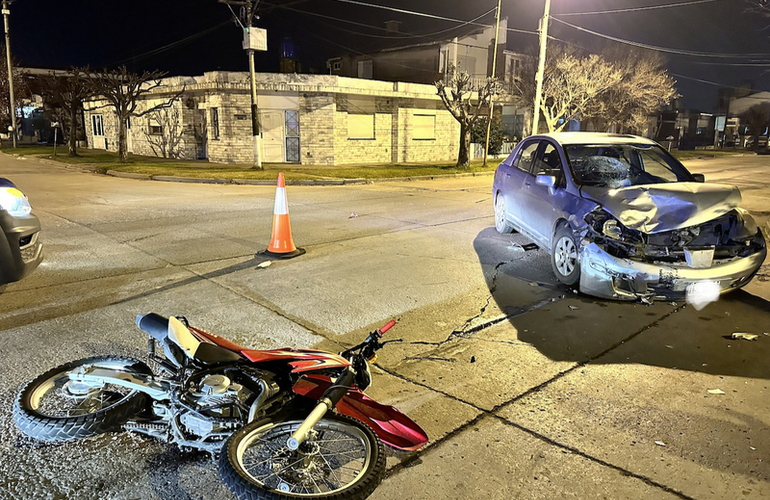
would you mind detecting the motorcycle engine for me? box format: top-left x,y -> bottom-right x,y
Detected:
180,374 -> 252,437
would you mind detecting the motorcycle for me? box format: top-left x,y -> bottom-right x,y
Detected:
13,313 -> 428,499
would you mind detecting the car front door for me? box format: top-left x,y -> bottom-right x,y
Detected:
518,141 -> 568,249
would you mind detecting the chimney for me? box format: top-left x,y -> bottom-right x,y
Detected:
385,20 -> 401,33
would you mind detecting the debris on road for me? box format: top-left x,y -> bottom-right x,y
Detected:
654,441 -> 666,447
349,212 -> 358,218
470,356 -> 476,363
508,242 -> 525,252
641,296 -> 653,306
257,261 -> 272,269
568,305 -> 579,311
528,282 -> 539,287
707,389 -> 725,395
731,332 -> 759,341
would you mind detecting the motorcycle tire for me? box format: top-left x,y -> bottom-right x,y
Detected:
13,356 -> 152,442
219,413 -> 385,500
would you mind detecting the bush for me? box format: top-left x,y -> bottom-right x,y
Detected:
471,117 -> 504,155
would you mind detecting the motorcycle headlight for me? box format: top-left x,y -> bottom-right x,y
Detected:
0,187 -> 32,217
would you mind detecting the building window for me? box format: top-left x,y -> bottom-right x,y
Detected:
348,114 -> 374,139
148,119 -> 162,135
333,61 -> 341,71
412,114 -> 436,140
357,60 -> 373,79
92,114 -> 104,136
211,108 -> 220,140
285,110 -> 300,162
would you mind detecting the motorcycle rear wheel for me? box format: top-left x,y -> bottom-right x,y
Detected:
219,413 -> 385,500
13,356 -> 151,442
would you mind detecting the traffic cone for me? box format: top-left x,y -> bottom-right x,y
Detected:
261,173 -> 305,259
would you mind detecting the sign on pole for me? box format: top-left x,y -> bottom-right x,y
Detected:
243,27 -> 267,51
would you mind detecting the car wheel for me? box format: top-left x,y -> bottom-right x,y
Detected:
551,225 -> 580,286
494,194 -> 514,234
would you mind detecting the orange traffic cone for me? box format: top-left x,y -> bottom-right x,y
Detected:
261,173 -> 305,259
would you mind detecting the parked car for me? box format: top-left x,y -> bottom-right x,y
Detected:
0,178 -> 42,285
492,132 -> 766,301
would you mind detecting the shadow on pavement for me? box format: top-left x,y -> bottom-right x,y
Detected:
474,226 -> 770,380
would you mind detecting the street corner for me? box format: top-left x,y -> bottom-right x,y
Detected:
370,415 -> 683,500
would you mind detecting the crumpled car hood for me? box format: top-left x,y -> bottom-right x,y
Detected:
580,182 -> 742,234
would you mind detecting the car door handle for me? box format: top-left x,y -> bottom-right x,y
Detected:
525,182 -> 531,188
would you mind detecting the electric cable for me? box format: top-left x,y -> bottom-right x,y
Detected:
559,0 -> 723,16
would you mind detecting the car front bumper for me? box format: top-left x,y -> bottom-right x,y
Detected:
0,210 -> 42,285
579,241 -> 767,301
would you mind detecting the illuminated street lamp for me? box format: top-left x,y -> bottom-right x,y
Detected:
532,0 -> 551,135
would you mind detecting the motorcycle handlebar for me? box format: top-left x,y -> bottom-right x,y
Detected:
377,320 -> 396,337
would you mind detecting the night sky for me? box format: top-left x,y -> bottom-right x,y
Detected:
8,0 -> 770,112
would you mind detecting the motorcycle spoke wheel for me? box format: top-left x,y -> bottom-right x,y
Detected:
221,414 -> 385,500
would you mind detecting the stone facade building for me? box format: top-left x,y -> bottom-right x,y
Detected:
82,72 -> 462,166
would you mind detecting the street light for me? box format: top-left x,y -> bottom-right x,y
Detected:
531,0 -> 551,136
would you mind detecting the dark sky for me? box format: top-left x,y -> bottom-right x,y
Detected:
9,0 -> 770,112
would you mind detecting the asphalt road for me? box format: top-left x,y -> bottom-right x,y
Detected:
0,152 -> 768,500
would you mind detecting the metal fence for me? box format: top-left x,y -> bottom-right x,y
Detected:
471,141 -> 515,160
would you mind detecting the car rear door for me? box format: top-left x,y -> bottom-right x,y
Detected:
502,139 -> 540,226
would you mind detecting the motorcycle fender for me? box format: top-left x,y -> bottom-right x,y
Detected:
293,374 -> 429,452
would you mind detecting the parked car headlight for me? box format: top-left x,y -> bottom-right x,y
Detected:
0,187 -> 32,217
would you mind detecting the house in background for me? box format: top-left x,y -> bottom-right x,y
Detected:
326,18 -> 529,140
82,72 -> 461,166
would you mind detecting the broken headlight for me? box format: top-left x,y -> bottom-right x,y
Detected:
585,208 -> 644,244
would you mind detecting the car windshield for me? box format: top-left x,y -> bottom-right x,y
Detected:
564,143 -> 694,188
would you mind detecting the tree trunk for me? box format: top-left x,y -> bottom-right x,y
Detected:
118,116 -> 128,162
457,122 -> 471,168
68,103 -> 78,156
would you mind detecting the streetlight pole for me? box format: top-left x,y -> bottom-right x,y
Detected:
2,0 -> 16,148
483,0 -> 502,167
532,0 -> 551,136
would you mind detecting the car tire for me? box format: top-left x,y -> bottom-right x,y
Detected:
551,224 -> 580,286
494,193 -> 514,234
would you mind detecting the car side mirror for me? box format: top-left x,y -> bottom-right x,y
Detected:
692,173 -> 705,183
536,174 -> 556,188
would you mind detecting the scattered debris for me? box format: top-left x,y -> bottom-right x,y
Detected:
470,356 -> 476,363
568,305 -> 579,311
665,345 -> 673,349
751,447 -> 757,451
257,261 -> 272,269
670,302 -> 677,306
528,282 -> 539,287
707,389 -> 725,395
764,332 -> 769,337
508,242 -> 525,252
641,296 -> 653,306
572,289 -> 578,294
725,311 -> 731,317
349,212 -> 358,218
654,441 -> 666,447
731,332 -> 759,341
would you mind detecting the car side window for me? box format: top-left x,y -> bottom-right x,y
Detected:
513,141 -> 539,173
532,142 -> 565,186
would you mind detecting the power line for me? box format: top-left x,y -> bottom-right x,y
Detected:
552,17 -> 770,59
559,0 -> 722,16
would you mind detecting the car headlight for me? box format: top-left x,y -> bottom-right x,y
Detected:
586,209 -> 643,244
0,187 -> 32,217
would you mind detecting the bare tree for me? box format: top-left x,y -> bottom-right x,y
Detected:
583,48 -> 678,134
0,45 -> 28,139
435,66 -> 500,168
143,104 -> 186,159
86,66 -> 182,162
38,67 -> 93,156
739,102 -> 770,151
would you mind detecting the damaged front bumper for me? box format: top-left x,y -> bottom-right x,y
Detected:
579,241 -> 767,301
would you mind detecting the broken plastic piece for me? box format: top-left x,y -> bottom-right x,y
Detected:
257,261 -> 272,268
470,356 -> 476,363
568,305 -> 579,311
731,332 -> 759,341
528,282 -> 539,287
707,389 -> 725,395
640,296 -> 653,305
654,441 -> 666,447
349,212 -> 358,218
508,242 -> 525,252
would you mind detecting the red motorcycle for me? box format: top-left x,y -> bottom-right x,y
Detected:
14,313 -> 428,500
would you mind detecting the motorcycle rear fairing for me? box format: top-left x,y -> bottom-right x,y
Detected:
293,374 -> 428,451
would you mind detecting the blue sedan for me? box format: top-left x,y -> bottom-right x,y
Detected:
492,132 -> 766,301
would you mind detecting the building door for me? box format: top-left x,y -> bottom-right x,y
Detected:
260,110 -> 285,162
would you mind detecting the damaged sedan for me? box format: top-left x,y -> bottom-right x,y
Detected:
492,132 -> 766,301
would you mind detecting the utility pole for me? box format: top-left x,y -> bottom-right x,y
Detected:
219,0 -> 266,169
483,0 -> 502,166
532,0 -> 551,136
2,0 -> 16,148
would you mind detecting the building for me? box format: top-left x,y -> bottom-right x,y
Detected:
82,72 -> 463,165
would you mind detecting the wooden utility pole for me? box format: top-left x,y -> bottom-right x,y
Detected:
532,0 -> 551,136
483,0 -> 502,166
219,0 -> 266,169
2,0 -> 16,148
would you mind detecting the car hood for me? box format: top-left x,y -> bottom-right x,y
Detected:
580,182 -> 742,234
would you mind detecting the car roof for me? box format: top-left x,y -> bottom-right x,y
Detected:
531,132 -> 658,146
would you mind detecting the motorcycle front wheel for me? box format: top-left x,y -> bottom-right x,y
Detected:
13,356 -> 151,442
219,413 -> 385,500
